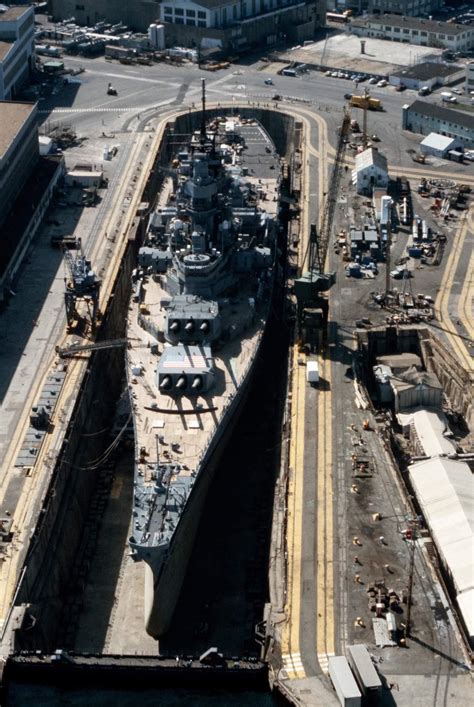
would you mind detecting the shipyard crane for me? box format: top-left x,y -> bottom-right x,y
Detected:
295,108 -> 351,349
62,245 -> 101,331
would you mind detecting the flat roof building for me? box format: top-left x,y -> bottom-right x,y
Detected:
350,14 -> 474,52
402,99 -> 474,149
390,62 -> 463,90
0,4 -> 35,100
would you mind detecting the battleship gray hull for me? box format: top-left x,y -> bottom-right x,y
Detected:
127,111 -> 281,637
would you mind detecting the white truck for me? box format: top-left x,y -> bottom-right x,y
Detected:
306,360 -> 319,385
347,644 -> 382,698
328,656 -> 362,707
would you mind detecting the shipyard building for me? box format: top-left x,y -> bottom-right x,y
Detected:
350,15 -> 474,52
0,101 -> 64,304
402,100 -> 474,149
0,4 -> 35,100
47,0 -> 324,51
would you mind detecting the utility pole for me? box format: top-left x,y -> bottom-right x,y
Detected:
405,523 -> 417,637
385,223 -> 391,299
362,87 -> 369,149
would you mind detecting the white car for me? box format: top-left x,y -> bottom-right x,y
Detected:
451,87 -> 463,94
377,80 -> 388,87
368,77 -> 378,84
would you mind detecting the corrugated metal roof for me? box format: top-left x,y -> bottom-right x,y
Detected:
409,457 -> 474,596
421,133 -> 459,152
355,147 -> 388,173
398,408 -> 457,457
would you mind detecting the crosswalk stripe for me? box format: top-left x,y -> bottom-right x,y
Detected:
281,652 -> 306,678
317,651 -> 335,674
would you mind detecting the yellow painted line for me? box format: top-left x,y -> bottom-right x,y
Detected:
316,353 -> 335,662
282,345 -> 306,676
436,208 -> 474,373
459,246 -> 474,342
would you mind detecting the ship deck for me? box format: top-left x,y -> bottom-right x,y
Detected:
127,119 -> 280,545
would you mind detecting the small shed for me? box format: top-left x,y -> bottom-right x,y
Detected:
420,133 -> 463,159
352,148 -> 388,195
391,366 -> 443,412
39,135 -> 53,155
65,168 -> 103,188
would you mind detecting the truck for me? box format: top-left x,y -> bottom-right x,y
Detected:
306,360 -> 319,385
328,656 -> 362,707
104,44 -> 136,61
350,95 -> 383,111
347,645 -> 382,698
441,91 -> 455,102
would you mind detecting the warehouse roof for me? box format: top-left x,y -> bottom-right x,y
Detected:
406,100 -> 474,131
421,133 -> 460,152
409,457 -> 474,595
0,101 -> 36,161
351,14 -> 470,36
0,5 -> 31,21
397,408 -> 457,457
392,62 -> 459,82
355,147 -> 388,173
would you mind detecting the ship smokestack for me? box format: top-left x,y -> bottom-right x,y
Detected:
170,320 -> 180,332
200,321 -> 209,333
185,320 -> 195,332
176,376 -> 187,389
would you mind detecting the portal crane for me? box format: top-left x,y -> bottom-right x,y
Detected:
295,108 -> 351,349
62,245 -> 101,330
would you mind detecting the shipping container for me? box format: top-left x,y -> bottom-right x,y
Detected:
328,656 -> 362,707
347,645 -> 382,698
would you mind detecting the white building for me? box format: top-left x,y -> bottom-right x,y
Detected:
350,14 -> 474,52
0,5 -> 35,100
466,62 -> 474,97
352,147 -> 388,195
403,100 -> 474,149
389,62 -> 462,91
408,457 -> 474,645
420,133 -> 463,159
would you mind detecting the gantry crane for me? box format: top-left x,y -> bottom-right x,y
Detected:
295,108 -> 351,349
62,245 -> 101,331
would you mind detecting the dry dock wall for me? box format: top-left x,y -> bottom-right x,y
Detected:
4,109 -> 298,653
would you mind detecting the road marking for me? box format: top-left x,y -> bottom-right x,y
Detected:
317,651 -> 335,675
436,207 -> 474,372
316,353 -> 335,661
281,652 -> 306,679
459,249 -> 474,341
283,345 -> 307,678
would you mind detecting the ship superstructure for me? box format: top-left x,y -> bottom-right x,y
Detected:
127,106 -> 280,637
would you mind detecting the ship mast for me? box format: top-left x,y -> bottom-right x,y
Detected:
200,77 -> 206,143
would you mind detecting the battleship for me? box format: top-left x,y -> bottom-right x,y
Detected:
127,96 -> 281,637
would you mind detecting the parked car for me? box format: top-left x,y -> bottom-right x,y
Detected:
377,79 -> 388,87
451,87 -> 463,94
368,77 -> 378,84
264,78 -> 274,85
395,83 -> 406,91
